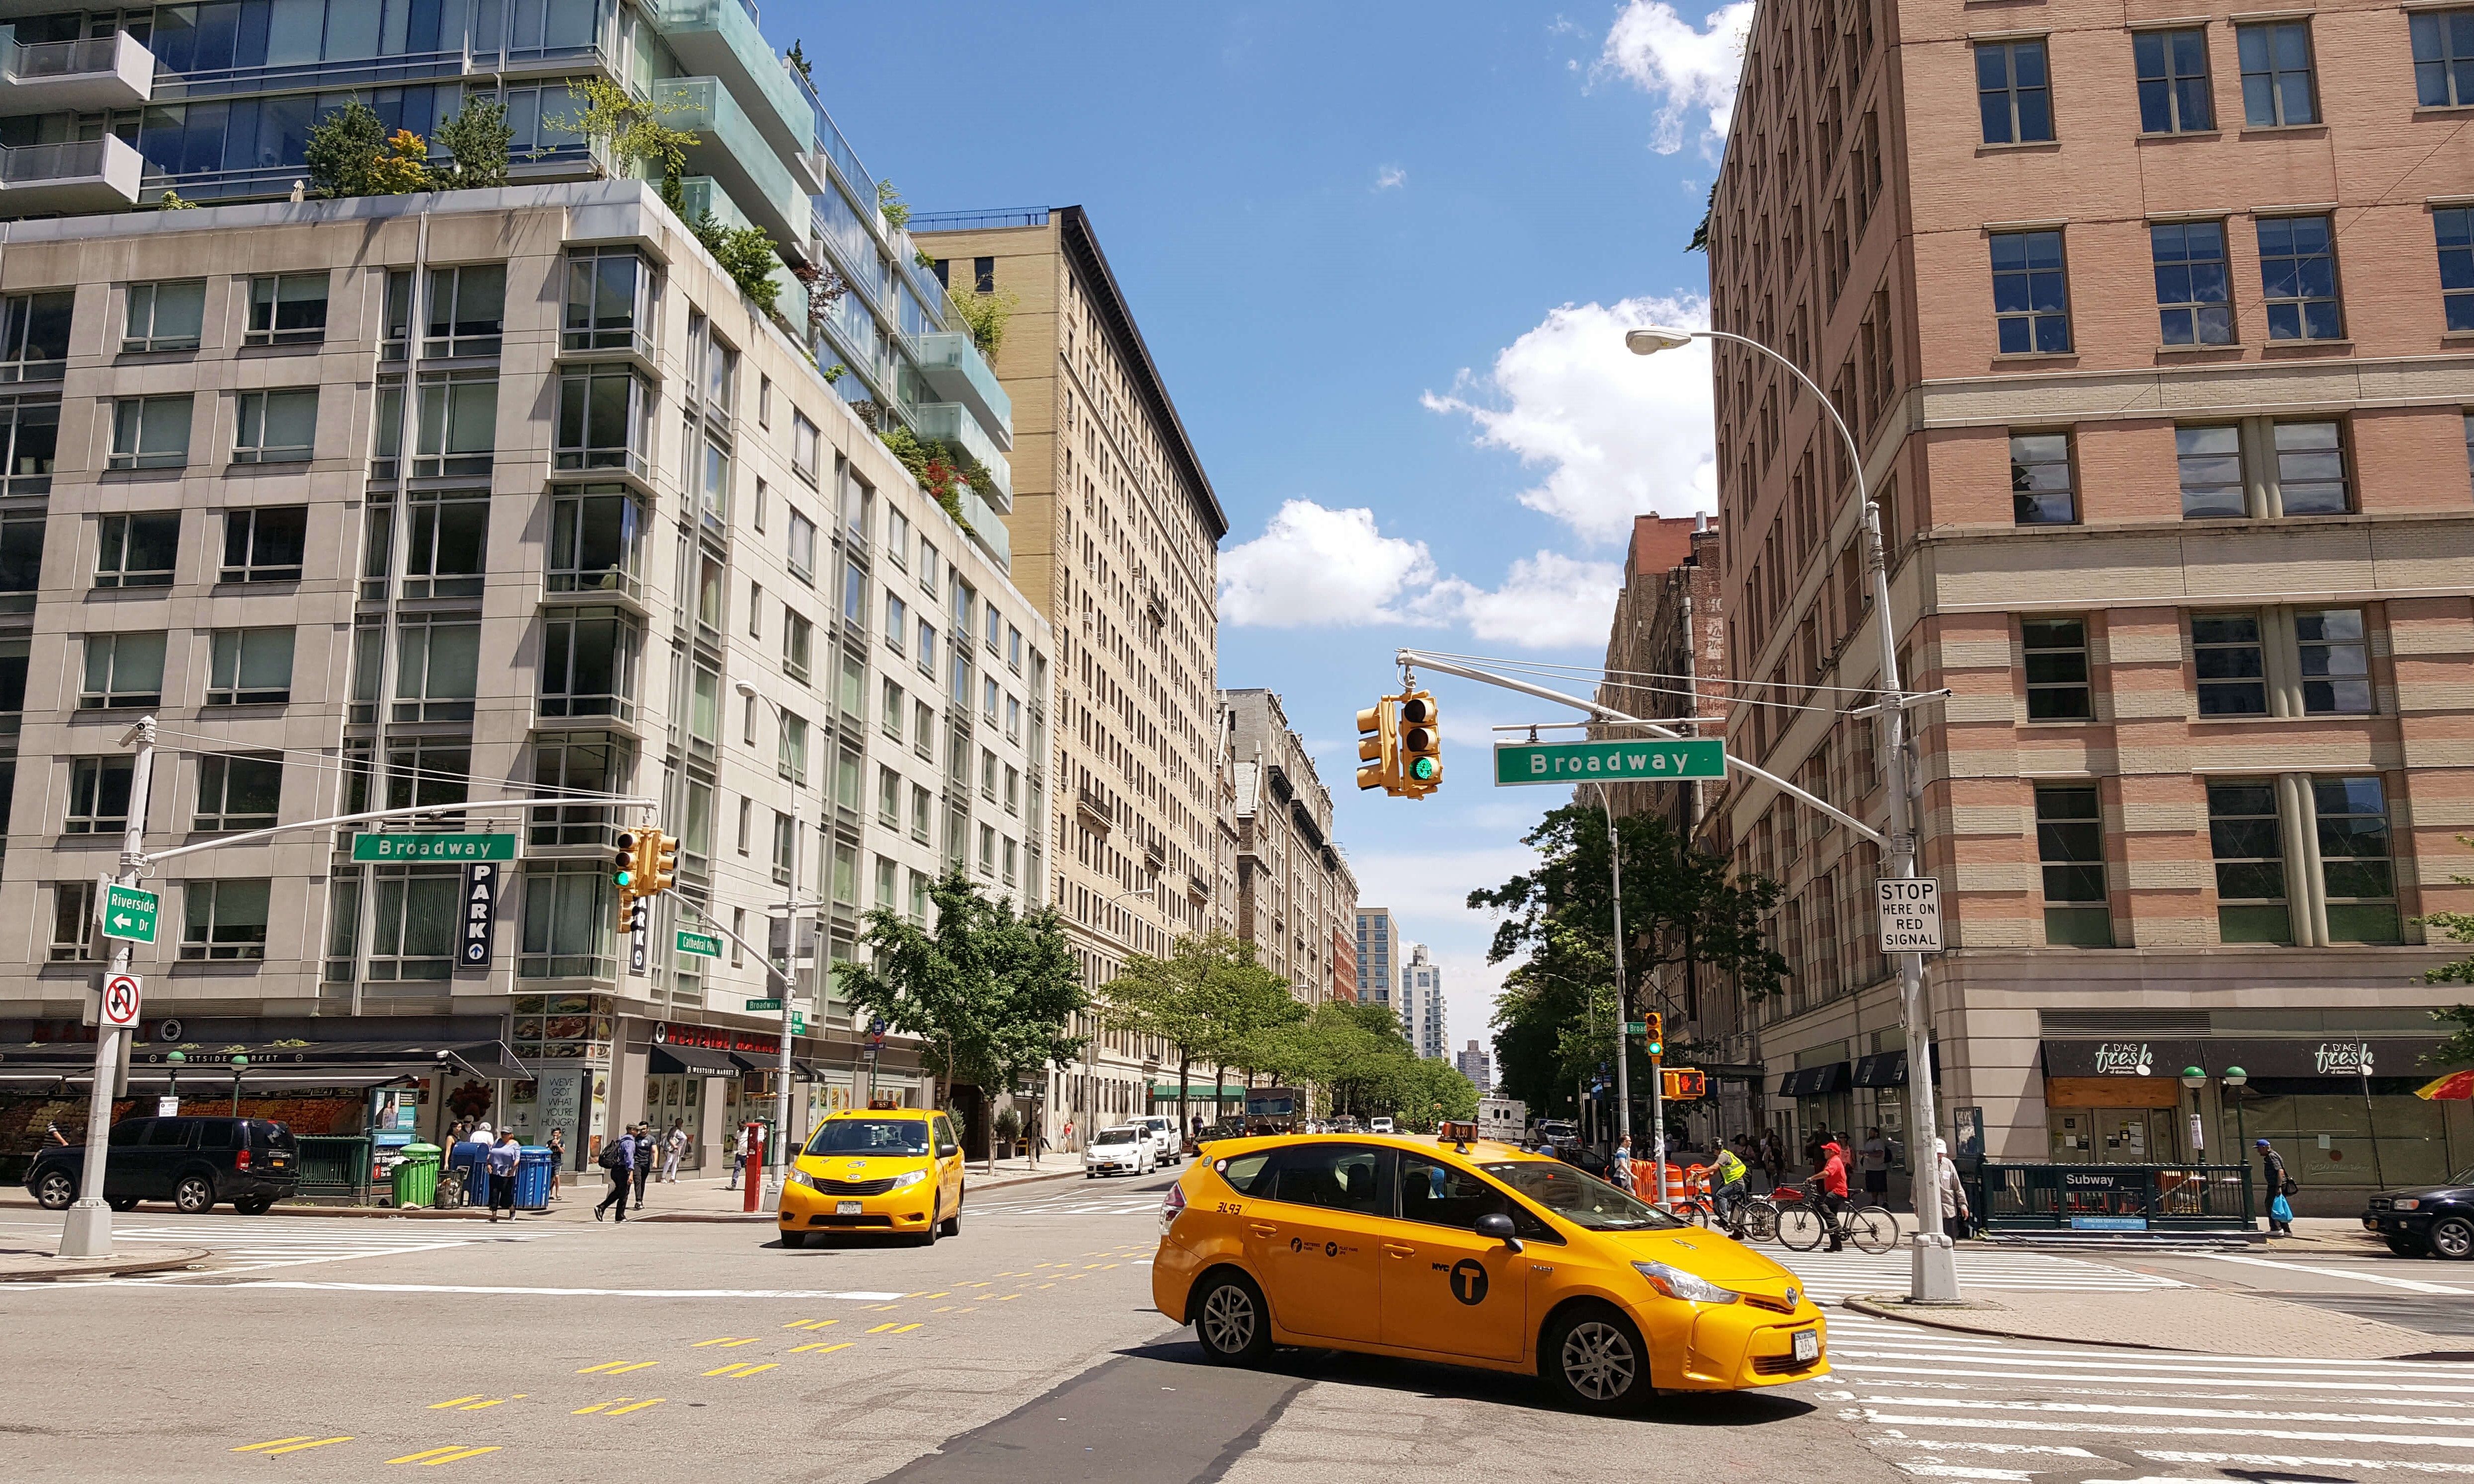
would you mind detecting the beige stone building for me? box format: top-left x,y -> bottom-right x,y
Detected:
1704,0 -> 2474,1206
1222,687 -> 1357,1004
913,210 -> 1234,1132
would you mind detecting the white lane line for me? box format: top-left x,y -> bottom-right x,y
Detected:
2199,1251 -> 2474,1295
1850,1407 -> 2474,1448
2143,1450 -> 2474,1475
210,1282 -> 911,1299
1832,1363 -> 2474,1395
1871,1441 -> 2104,1457
1830,1345 -> 2466,1375
1848,1396 -> 2474,1426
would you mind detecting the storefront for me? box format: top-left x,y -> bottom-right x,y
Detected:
1778,1060 -> 1851,1158
1850,1045 -> 1939,1176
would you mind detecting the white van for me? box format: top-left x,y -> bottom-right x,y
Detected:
1369,1116 -> 1394,1134
1127,1114 -> 1180,1166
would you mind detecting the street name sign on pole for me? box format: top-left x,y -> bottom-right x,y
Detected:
1877,878 -> 1942,952
100,973 -> 141,1029
350,832 -> 518,862
1493,739 -> 1725,785
100,884 -> 158,944
747,997 -> 783,1012
676,930 -> 722,959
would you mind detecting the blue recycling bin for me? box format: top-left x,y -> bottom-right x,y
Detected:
447,1140 -> 489,1206
514,1147 -> 554,1211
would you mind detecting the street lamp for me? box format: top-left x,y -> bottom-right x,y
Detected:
2224,1066 -> 2248,1154
736,679 -> 806,1195
229,1053 -> 248,1117
1626,322 -> 1959,1304
164,1049 -> 185,1112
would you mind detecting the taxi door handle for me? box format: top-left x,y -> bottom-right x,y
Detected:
1249,1223 -> 1278,1239
1383,1243 -> 1417,1259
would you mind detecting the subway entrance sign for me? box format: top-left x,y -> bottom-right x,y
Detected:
351,833 -> 518,862
1492,739 -> 1724,786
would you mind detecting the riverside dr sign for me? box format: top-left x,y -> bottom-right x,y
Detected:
1876,878 -> 1942,952
1492,739 -> 1725,785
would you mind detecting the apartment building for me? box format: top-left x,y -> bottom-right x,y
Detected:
1457,1039 -> 1493,1094
1221,688 -> 1357,1003
1402,944 -> 1445,1060
1355,905 -> 1399,1010
1703,0 -> 2474,1205
1593,514 -> 1729,836
0,0 -> 1050,1173
911,209 -> 1232,1136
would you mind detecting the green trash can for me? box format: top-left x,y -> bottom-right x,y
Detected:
392,1143 -> 442,1209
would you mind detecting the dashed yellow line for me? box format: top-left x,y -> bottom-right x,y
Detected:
994,1294 -> 1021,1302
574,1398 -> 666,1416
930,1306 -> 954,1313
921,1291 -> 950,1299
789,1341 -> 853,1354
234,1437 -> 352,1455
783,1319 -> 840,1330
578,1361 -> 656,1375
387,1446 -> 501,1466
691,1337 -> 759,1348
425,1398 -> 482,1410
701,1361 -> 778,1378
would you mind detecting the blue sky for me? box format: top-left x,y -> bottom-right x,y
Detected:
786,1 -> 1750,1053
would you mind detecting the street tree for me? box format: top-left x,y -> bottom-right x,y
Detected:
2415,834 -> 2474,1067
1099,932 -> 1287,1138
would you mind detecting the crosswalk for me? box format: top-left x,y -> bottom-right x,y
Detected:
966,1181 -> 1174,1219
0,1214 -> 557,1278
1780,1248 -> 2184,1301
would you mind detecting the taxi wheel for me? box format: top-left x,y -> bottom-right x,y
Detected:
1192,1271 -> 1272,1366
918,1199 -> 941,1247
779,1230 -> 808,1249
939,1207 -> 961,1237
1541,1303 -> 1650,1414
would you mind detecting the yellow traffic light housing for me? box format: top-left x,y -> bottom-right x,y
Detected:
1355,697 -> 1399,794
613,829 -> 641,904
1398,690 -> 1441,798
1642,1012 -> 1664,1057
646,829 -> 681,895
1661,1068 -> 1706,1101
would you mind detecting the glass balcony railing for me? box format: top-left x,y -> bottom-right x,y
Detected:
958,486 -> 1011,570
911,401 -> 1011,507
914,331 -> 1012,449
644,0 -> 816,177
0,31 -> 155,116
654,76 -> 807,253
0,135 -> 143,217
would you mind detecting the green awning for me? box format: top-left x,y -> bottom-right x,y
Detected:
1150,1083 -> 1245,1099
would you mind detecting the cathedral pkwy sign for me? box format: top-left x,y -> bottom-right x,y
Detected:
1492,739 -> 1725,785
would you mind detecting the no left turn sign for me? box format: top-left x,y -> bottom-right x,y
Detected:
101,973 -> 141,1029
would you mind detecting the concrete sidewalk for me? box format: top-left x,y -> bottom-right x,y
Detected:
1847,1285 -> 2451,1359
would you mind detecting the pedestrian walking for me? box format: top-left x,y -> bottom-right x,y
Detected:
1859,1126 -> 1890,1209
1611,1135 -> 1633,1197
486,1130 -> 520,1222
595,1127 -> 636,1222
2258,1137 -> 2295,1235
1934,1138 -> 1972,1242
1061,1118 -> 1075,1152
1817,1137 -> 1851,1251
727,1127 -> 745,1189
630,1123 -> 652,1206
546,1126 -> 565,1201
663,1121 -> 687,1183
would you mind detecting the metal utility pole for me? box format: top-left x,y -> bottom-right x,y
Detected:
60,717 -> 157,1258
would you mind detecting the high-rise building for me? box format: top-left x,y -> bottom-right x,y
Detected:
1355,906 -> 1399,1010
1219,688 -> 1356,1003
1593,514 -> 1727,838
0,1 -> 1047,1174
910,211 -> 1231,1133
1704,0 -> 2474,1207
1403,944 -> 1445,1061
1457,1039 -> 1492,1094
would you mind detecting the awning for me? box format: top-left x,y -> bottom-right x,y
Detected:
0,1039 -> 528,1083
1778,1062 -> 1849,1098
1150,1084 -> 1245,1099
1851,1049 -> 1944,1089
650,1044 -> 742,1076
791,1060 -> 828,1082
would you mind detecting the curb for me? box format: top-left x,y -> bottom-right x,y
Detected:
0,1247 -> 211,1283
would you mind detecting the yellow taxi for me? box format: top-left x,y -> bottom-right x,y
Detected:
778,1109 -> 966,1247
1151,1129 -> 1826,1412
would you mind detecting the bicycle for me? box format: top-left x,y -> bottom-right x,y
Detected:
1676,1175 -> 1779,1244
1775,1180 -> 1898,1254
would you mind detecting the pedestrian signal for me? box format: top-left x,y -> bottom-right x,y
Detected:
1662,1068 -> 1706,1101
1398,691 -> 1441,799
1355,697 -> 1399,794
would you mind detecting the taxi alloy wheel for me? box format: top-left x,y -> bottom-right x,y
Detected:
1544,1305 -> 1648,1413
1194,1272 -> 1272,1366
2431,1216 -> 2474,1260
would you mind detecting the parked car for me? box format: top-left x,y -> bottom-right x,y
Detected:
1368,1117 -> 1394,1134
1084,1125 -> 1155,1178
26,1116 -> 299,1215
1127,1115 -> 1181,1167
2364,1169 -> 2474,1257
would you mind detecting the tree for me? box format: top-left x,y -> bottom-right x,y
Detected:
557,78 -> 698,207
435,96 -> 512,190
2416,835 -> 2474,1067
368,129 -> 435,194
304,99 -> 385,199
1101,933 -> 1293,1137
690,213 -> 783,317
876,178 -> 910,230
947,285 -> 1018,362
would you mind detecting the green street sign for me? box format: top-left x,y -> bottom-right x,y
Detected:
102,884 -> 159,944
676,930 -> 722,959
1624,1020 -> 1647,1035
791,1012 -> 808,1035
1492,739 -> 1725,786
350,832 -> 517,863
747,997 -> 783,1011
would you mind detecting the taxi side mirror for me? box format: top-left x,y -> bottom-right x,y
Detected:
1475,1211 -> 1522,1253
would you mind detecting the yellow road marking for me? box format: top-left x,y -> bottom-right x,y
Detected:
232,1438 -> 310,1453
1037,1283 -> 1055,1290
921,1292 -> 950,1299
995,1294 -> 1021,1301
453,1396 -> 522,1410
1064,1275 -> 1085,1281
571,1402 -> 612,1415
1099,1263 -> 1119,1270
953,1307 -> 978,1314
577,1361 -> 656,1375
700,1361 -> 779,1378
691,1337 -> 758,1348
863,1323 -> 902,1334
259,1437 -> 353,1455
789,1341 -> 852,1354
387,1446 -> 501,1465
863,1303 -> 899,1311
888,1323 -> 921,1334
782,1318 -> 840,1330
930,1306 -> 954,1313
425,1398 -> 482,1410
608,1398 -> 666,1415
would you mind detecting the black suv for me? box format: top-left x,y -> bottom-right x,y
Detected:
2363,1168 -> 2474,1258
26,1116 -> 300,1215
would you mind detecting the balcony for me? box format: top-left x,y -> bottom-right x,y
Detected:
910,401 -> 1012,507
654,76 -> 811,263
644,0 -> 819,191
0,134 -> 142,217
915,331 -> 1013,450
959,486 -> 1010,571
0,30 -> 154,115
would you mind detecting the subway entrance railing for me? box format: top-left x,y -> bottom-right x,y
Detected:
1976,1162 -> 2255,1232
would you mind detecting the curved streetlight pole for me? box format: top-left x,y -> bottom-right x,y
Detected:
737,682 -> 805,1196
1626,325 -> 1959,1304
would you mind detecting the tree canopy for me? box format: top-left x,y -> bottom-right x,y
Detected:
1099,932 -> 1299,1131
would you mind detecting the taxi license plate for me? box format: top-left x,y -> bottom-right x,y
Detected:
837,1200 -> 862,1215
1792,1329 -> 1820,1363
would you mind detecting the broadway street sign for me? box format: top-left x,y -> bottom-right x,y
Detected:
1493,738 -> 1725,786
351,832 -> 518,863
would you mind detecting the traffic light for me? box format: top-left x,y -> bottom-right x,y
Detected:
613,829 -> 641,903
646,829 -> 681,895
1398,690 -> 1441,799
1661,1068 -> 1707,1101
1642,1012 -> 1664,1057
1355,697 -> 1399,794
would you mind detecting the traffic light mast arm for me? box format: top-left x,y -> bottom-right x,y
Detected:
1393,648 -> 1884,845
138,796 -> 666,867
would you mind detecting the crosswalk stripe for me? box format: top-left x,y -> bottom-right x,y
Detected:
1853,1406 -> 2474,1448
2140,1450 -> 2474,1474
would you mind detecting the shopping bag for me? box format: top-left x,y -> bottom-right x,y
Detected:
2269,1193 -> 2294,1224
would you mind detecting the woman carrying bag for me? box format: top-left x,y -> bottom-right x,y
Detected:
1935,1138 -> 1972,1241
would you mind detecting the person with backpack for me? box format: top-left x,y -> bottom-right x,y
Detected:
2258,1137 -> 2295,1235
595,1128 -> 636,1222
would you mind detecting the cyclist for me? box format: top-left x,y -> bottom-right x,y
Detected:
1711,1140 -> 1750,1228
1815,1136 -> 1851,1252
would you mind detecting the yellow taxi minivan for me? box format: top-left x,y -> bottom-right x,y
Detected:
778,1109 -> 966,1247
1152,1130 -> 1826,1412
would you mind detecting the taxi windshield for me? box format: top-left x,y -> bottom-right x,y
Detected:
1481,1160 -> 1688,1231
805,1119 -> 929,1157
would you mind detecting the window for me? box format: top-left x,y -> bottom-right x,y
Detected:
2152,221 -> 2233,345
207,627 -> 294,705
2009,432 -> 2075,523
0,395 -> 58,494
2021,616 -> 2092,720
784,610 -> 813,684
546,486 -> 644,596
2176,426 -> 2245,517
1005,765 -> 1020,814
393,614 -> 480,722
529,734 -> 629,847
2239,20 -> 2318,126
2193,612 -> 2267,715
415,371 -> 497,475
754,476 -> 768,532
1261,1143 -> 1385,1214
979,822 -> 997,876
400,489 -> 488,599
2034,784 -> 2110,946
918,620 -> 936,675
1006,694 -> 1021,742
878,765 -> 901,827
981,747 -> 999,800
2258,217 -> 2341,342
920,540 -> 939,592
518,862 -> 618,980
882,679 -> 904,740
96,512 -> 177,588
81,631 -> 164,709
2274,421 -> 2348,513
244,273 -> 328,346
911,783 -> 932,842
67,756 -> 133,834
839,652 -> 863,719
2439,209 -> 2474,332
771,811 -> 795,885
984,676 -> 1001,723
539,606 -> 639,720
51,882 -> 98,962
195,753 -> 282,832
0,290 -> 73,381
123,280 -> 204,352
2135,26 -> 2215,133
110,394 -> 192,468
836,746 -> 862,813
2208,781 -> 2290,942
365,866 -> 460,981
424,263 -> 505,357
553,365 -> 649,474
233,388 -> 316,462
885,593 -> 907,654
562,247 -> 651,351
791,411 -> 819,485
1990,230 -> 2071,354
778,712 -> 809,786
1975,40 -> 2052,143
222,506 -> 306,582
181,879 -> 271,960
1007,626 -> 1022,669
747,581 -> 763,638
887,509 -> 910,566
2416,10 -> 2474,107
787,510 -> 817,583
914,701 -> 934,758
692,426 -> 731,523
843,561 -> 865,627
2317,776 -> 2399,943
2297,608 -> 2372,714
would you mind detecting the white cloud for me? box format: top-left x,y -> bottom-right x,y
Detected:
1599,0 -> 1755,155
1421,550 -> 1622,650
1421,294 -> 1717,544
1374,164 -> 1407,191
1218,499 -> 1438,629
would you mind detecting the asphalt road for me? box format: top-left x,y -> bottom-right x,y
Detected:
0,1171 -> 1903,1484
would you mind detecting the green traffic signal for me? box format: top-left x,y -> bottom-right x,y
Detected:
613,869 -> 633,886
1409,756 -> 1437,781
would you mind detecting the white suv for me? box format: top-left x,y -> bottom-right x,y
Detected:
1083,1125 -> 1154,1178
1128,1115 -> 1180,1166
1369,1116 -> 1394,1134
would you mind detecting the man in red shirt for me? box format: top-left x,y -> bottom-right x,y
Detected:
1817,1137 -> 1851,1252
